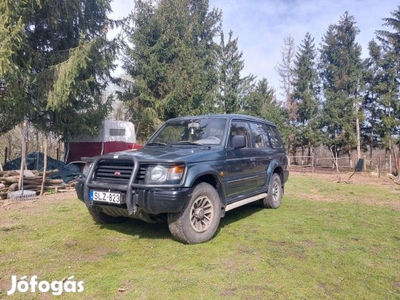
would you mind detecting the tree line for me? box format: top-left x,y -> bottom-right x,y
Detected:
1,0 -> 399,166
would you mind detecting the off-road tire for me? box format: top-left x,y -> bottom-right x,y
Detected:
167,182 -> 221,244
88,206 -> 128,224
262,173 -> 283,209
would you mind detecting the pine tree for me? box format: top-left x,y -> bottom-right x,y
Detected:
120,0 -> 160,139
188,0 -> 222,114
374,6 -> 400,167
0,0 -> 32,133
217,30 -> 247,113
0,0 -> 117,139
319,12 -> 364,163
122,0 -> 221,139
292,32 -> 321,161
363,40 -> 386,162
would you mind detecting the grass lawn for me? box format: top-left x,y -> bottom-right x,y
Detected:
0,172 -> 399,299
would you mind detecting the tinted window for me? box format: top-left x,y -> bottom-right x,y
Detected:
249,122 -> 271,148
228,121 -> 251,148
266,126 -> 283,148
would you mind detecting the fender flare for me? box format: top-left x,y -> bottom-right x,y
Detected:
184,164 -> 227,206
266,160 -> 284,188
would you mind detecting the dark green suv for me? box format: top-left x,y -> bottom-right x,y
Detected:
75,114 -> 289,244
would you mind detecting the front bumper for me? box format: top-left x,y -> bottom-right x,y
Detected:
75,180 -> 191,215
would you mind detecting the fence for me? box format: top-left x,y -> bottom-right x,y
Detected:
288,154 -> 394,176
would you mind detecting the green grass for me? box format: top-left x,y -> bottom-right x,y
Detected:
0,173 -> 399,299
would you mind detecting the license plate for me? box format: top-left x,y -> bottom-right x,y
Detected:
90,190 -> 121,204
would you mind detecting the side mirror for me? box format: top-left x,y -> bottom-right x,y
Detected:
232,135 -> 246,149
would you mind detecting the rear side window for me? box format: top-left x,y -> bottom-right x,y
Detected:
265,126 -> 283,148
249,122 -> 271,148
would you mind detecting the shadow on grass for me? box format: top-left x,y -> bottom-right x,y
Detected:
94,202 -> 264,241
220,202 -> 264,227
97,219 -> 171,240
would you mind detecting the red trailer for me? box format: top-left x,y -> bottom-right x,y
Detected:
64,120 -> 141,163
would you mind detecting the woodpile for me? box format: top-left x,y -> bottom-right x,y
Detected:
0,170 -> 77,199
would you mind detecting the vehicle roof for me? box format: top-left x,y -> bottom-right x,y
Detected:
166,114 -> 276,126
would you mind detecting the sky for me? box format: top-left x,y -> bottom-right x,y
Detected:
109,0 -> 398,100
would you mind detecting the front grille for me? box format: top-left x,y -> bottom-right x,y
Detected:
136,166 -> 146,182
93,159 -> 146,184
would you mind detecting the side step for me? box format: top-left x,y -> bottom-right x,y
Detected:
225,193 -> 267,212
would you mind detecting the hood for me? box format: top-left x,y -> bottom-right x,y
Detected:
109,145 -> 224,163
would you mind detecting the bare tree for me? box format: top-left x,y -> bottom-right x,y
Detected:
276,35 -> 297,156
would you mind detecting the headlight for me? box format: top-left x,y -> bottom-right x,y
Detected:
82,162 -> 93,177
146,165 -> 184,184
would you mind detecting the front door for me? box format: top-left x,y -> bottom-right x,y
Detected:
225,120 -> 259,201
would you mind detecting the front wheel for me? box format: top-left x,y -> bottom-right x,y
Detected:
168,183 -> 221,244
262,173 -> 283,209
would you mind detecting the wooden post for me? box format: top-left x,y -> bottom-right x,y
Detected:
4,147 -> 7,166
312,153 -> 315,173
378,157 -> 381,178
18,121 -> 27,190
36,152 -> 39,170
363,155 -> 366,172
397,157 -> 400,173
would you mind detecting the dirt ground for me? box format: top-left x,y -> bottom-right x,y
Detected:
0,189 -> 77,212
289,168 -> 399,187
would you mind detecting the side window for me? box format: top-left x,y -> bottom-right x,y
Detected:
228,121 -> 251,148
109,128 -> 126,136
265,125 -> 283,148
249,122 -> 271,148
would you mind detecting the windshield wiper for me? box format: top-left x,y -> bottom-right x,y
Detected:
173,141 -> 202,146
146,142 -> 168,146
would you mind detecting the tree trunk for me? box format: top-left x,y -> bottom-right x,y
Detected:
18,121 -> 27,190
40,137 -> 48,196
355,101 -> 361,160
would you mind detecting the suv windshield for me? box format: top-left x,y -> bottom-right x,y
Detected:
148,118 -> 227,146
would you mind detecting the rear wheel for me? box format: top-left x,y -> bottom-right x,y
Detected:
168,183 -> 221,244
88,206 -> 128,224
262,173 -> 283,209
